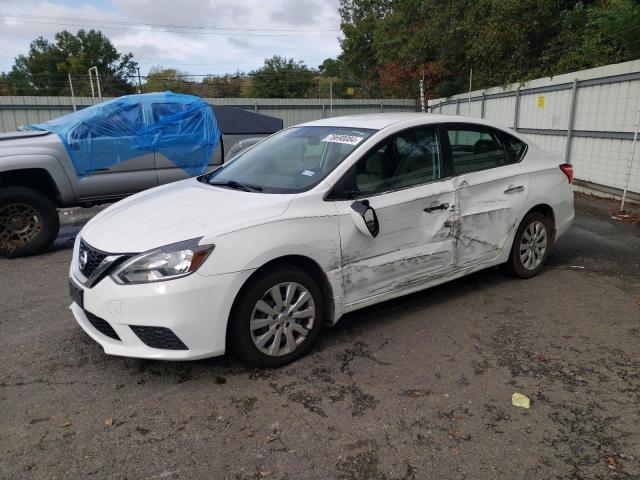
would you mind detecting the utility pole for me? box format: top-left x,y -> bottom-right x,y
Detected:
136,67 -> 142,94
621,110 -> 640,212
329,80 -> 333,117
419,78 -> 425,113
68,73 -> 77,112
468,68 -> 473,115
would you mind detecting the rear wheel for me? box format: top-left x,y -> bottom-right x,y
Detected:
0,187 -> 60,258
506,212 -> 552,278
229,265 -> 324,367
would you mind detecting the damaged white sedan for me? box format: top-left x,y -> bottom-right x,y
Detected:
69,113 -> 574,367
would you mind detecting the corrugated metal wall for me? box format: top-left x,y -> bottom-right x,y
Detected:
429,60 -> 640,194
0,96 -> 417,133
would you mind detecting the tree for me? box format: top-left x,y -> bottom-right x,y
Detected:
6,29 -> 138,96
194,73 -> 247,98
0,74 -> 12,95
247,56 -> 315,98
318,58 -> 343,77
143,67 -> 193,94
337,0 -> 640,99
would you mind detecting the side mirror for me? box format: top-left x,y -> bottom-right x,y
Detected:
350,200 -> 379,238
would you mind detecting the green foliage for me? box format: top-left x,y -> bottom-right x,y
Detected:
143,67 -> 193,94
247,56 -> 316,98
195,74 -> 247,98
6,29 -> 138,96
338,0 -> 640,98
318,58 -> 344,77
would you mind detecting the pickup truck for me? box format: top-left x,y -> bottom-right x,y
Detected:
0,94 -> 281,257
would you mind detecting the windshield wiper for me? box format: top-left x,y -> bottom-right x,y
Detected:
208,180 -> 263,192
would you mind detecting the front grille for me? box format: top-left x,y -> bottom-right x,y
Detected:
79,239 -> 109,278
85,311 -> 121,341
130,326 -> 188,350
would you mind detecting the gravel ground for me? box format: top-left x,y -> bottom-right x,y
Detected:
1,194 -> 639,480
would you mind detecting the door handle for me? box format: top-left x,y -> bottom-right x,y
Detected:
504,185 -> 525,194
423,203 -> 449,213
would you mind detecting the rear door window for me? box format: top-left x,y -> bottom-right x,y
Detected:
447,126 -> 512,174
151,102 -> 190,123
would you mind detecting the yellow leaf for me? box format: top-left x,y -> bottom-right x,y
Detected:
512,392 -> 531,409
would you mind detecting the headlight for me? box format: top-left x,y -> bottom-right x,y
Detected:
112,238 -> 214,284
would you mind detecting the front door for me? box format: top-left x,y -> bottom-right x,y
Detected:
331,125 -> 458,307
444,124 -> 530,267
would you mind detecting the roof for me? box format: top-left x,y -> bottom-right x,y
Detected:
299,112 -> 505,130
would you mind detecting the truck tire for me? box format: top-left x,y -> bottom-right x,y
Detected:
0,186 -> 60,258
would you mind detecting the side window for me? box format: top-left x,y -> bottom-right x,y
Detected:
73,102 -> 143,139
333,126 -> 443,197
447,126 -> 510,174
151,102 -> 190,123
504,134 -> 527,162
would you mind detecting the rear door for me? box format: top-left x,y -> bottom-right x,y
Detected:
331,125 -> 458,306
72,101 -> 158,200
444,123 -> 530,267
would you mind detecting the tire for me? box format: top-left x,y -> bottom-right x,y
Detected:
229,265 -> 324,368
506,212 -> 553,279
0,186 -> 60,258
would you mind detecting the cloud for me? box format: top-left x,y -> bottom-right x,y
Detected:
0,0 -> 342,75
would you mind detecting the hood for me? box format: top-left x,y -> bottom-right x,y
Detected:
81,178 -> 293,253
0,130 -> 62,157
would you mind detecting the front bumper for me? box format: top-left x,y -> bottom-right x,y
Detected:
69,268 -> 253,361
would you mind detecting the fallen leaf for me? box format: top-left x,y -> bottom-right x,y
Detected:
607,456 -> 617,470
402,389 -> 428,398
260,467 -> 273,477
104,418 -> 113,427
62,421 -> 71,428
536,354 -> 551,364
512,392 -> 531,409
265,435 -> 276,443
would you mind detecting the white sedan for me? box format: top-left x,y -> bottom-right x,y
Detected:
69,113 -> 574,367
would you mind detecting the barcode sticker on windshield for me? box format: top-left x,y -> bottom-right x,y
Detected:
322,134 -> 364,145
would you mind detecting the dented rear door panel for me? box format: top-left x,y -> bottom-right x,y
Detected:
452,165 -> 530,267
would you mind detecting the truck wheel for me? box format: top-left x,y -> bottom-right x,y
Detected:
0,186 -> 60,258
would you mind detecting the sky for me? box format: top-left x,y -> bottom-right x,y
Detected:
0,0 -> 343,76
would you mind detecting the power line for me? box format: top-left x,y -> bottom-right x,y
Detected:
1,13 -> 340,32
0,14 -> 341,37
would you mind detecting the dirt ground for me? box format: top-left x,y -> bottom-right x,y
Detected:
1,194 -> 639,479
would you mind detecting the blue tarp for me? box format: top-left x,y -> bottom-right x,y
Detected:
27,92 -> 220,178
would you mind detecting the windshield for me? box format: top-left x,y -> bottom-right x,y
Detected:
202,126 -> 376,193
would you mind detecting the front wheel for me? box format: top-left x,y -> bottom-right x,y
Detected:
229,265 -> 324,367
0,186 -> 60,258
506,212 -> 553,278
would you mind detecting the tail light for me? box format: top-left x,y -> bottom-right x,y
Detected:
559,163 -> 573,184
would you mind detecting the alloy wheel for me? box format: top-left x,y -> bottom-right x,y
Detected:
0,203 -> 43,249
250,282 -> 316,357
519,220 -> 547,271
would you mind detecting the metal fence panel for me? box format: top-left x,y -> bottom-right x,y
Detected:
0,96 -> 417,132
483,96 -> 516,126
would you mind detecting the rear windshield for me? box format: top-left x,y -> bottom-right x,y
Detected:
202,126 -> 376,193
